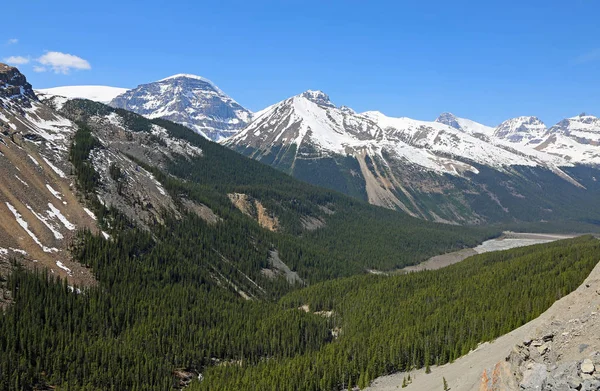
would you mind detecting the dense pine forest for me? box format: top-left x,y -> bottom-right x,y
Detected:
197,236 -> 600,390
0,100 -> 598,390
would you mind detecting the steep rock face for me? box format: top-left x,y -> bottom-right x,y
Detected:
0,63 -> 36,101
110,74 -> 252,141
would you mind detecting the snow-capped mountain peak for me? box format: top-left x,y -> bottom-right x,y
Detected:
493,116 -> 547,144
110,75 -> 252,141
300,90 -> 334,107
157,74 -> 227,95
530,114 -> 600,166
549,113 -> 600,136
435,112 -> 461,130
159,73 -> 213,82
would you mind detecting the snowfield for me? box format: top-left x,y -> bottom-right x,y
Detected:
37,85 -> 129,103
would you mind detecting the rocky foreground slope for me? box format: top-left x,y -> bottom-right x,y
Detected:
366,254 -> 600,391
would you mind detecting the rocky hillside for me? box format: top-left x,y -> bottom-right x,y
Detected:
0,64 -> 98,285
0,64 -> 227,286
225,90 -> 600,225
110,74 -> 252,140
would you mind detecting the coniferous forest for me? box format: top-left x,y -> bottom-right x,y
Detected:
0,100 -> 598,390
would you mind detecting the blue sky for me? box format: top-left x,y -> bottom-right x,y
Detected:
1,0 -> 599,126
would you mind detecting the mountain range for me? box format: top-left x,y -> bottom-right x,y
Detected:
225,90 -> 600,224
3,63 -> 600,391
38,74 -> 600,225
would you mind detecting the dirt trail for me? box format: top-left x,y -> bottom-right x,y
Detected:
366,257 -> 600,391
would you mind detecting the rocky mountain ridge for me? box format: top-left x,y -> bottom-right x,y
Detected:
225,89 -> 600,224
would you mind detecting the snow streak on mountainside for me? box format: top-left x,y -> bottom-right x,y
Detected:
36,86 -> 129,103
110,74 -> 252,141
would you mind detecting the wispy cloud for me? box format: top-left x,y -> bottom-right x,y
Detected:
3,56 -> 30,65
6,38 -> 18,45
33,65 -> 46,73
573,48 -> 600,65
37,51 -> 91,74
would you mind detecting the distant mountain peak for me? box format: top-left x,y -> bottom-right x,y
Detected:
435,112 -> 461,130
110,74 -> 252,141
157,74 -> 225,94
493,116 -> 547,144
300,90 -> 334,107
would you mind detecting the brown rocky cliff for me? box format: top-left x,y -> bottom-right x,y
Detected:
0,63 -> 36,101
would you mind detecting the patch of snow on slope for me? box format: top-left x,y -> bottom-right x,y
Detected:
83,208 -> 96,220
455,117 -> 495,136
26,204 -> 64,240
539,133 -> 600,166
41,157 -> 67,178
46,184 -> 62,200
56,261 -> 72,276
36,86 -> 129,103
291,96 -> 358,153
15,175 -> 29,187
28,155 -> 41,166
47,203 -> 75,230
5,202 -> 58,253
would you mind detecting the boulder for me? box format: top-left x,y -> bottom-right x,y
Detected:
582,359 -> 596,374
519,363 -> 547,390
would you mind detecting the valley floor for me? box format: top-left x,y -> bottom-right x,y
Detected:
366,249 -> 600,391
400,232 -> 577,273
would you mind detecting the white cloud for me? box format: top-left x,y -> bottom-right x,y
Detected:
6,38 -> 18,45
33,65 -> 46,73
37,51 -> 91,74
573,48 -> 600,65
3,56 -> 30,65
